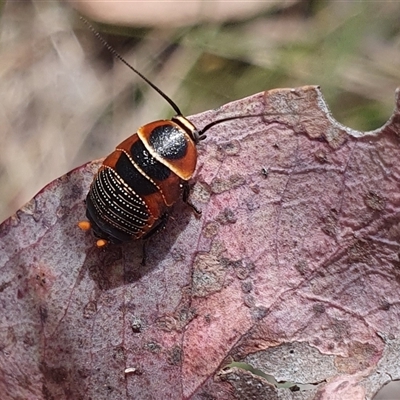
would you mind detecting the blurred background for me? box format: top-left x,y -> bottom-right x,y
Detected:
0,1 -> 399,398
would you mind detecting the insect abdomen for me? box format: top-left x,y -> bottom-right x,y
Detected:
86,165 -> 153,242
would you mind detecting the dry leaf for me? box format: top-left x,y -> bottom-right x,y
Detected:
0,86 -> 399,400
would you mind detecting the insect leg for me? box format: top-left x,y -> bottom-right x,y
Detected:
182,182 -> 201,215
141,213 -> 170,265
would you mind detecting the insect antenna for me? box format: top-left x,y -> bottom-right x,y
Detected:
197,113 -> 270,141
80,16 -> 183,116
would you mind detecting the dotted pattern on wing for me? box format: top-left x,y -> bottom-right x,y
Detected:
89,166 -> 150,237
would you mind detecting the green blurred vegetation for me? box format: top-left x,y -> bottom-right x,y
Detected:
85,0 -> 400,131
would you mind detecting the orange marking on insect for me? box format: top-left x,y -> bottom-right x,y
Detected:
78,221 -> 91,231
96,239 -> 108,248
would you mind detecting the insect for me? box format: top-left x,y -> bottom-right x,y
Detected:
78,18 -> 263,263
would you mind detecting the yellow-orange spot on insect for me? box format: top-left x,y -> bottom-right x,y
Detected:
96,239 -> 108,248
78,221 -> 91,231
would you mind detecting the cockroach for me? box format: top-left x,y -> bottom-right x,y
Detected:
78,18 -> 264,263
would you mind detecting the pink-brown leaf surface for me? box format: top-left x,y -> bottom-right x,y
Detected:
1,86 -> 400,400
